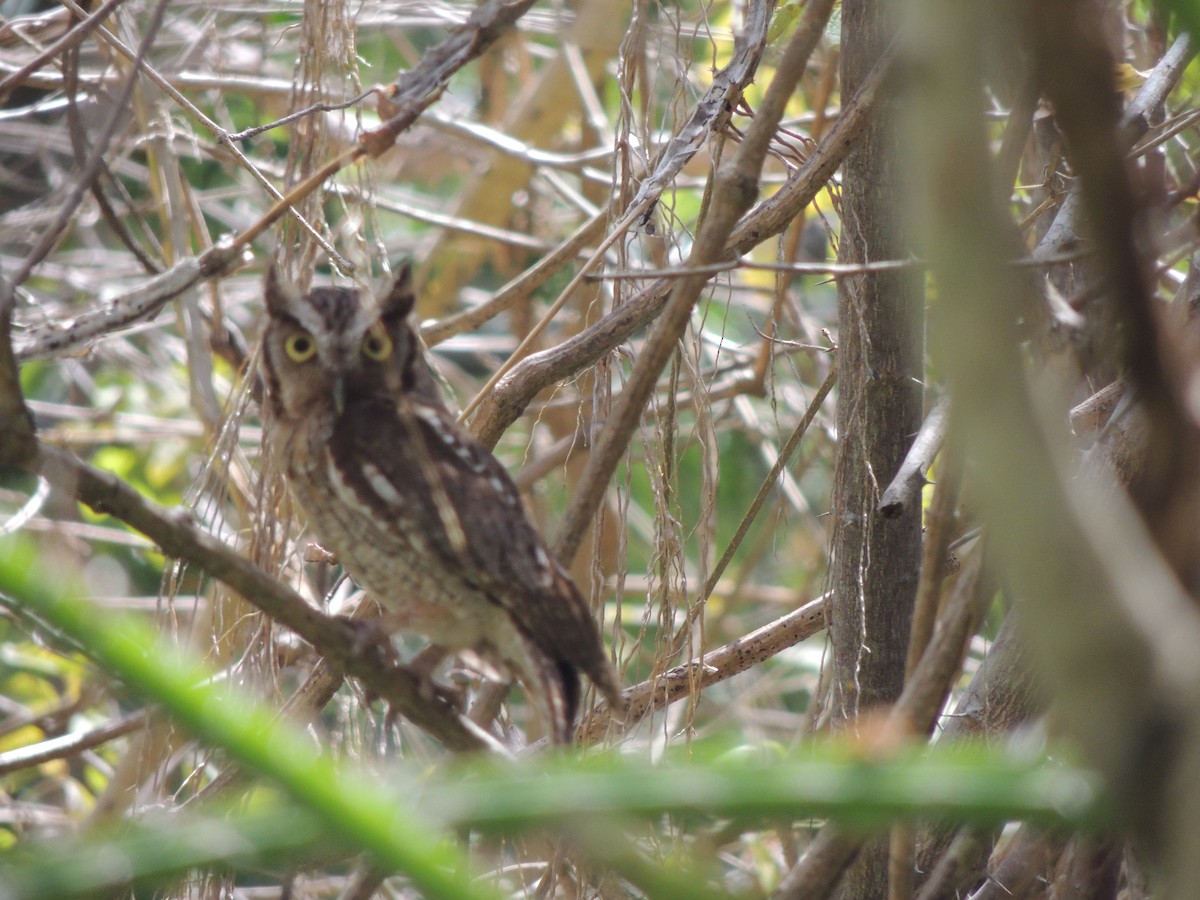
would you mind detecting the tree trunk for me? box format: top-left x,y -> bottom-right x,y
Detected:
827,0 -> 925,895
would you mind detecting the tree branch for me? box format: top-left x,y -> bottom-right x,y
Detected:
468,48 -> 891,449
878,396 -> 947,519
12,0 -> 542,362
775,556 -> 990,897
359,0 -> 540,157
579,594 -> 828,743
32,443 -> 485,752
550,0 -> 840,563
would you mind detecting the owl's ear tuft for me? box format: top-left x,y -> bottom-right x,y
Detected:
381,263 -> 416,320
265,265 -> 301,318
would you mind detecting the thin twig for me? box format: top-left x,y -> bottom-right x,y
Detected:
421,207 -> 609,347
1033,32 -> 1194,262
624,0 -> 775,228
0,0 -> 129,104
9,0 -> 169,289
902,446 -> 962,679
592,257 -> 922,280
578,593 -> 828,743
53,0 -> 343,268
224,89 -> 375,142
359,0 -> 540,157
668,363 -> 837,651
12,0 -> 553,372
0,709 -> 150,776
459,197 -> 649,426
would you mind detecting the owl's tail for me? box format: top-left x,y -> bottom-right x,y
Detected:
512,629 -> 627,744
513,630 -> 580,745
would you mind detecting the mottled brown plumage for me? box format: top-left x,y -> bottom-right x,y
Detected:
261,264 -> 622,743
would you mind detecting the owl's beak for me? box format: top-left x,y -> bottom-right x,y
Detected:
331,376 -> 346,416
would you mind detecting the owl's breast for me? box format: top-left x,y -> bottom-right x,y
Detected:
265,406 -> 333,482
285,440 -> 500,650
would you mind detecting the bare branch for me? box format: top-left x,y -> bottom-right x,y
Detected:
0,710 -> 149,777
908,0 -> 1200,889
16,254 -> 210,361
915,613 -> 1047,894
469,49 -> 890,449
32,443 -> 485,752
1033,33 -> 1194,261
776,556 -> 990,896
579,594 -> 828,743
0,276 -> 36,469
1121,34 -> 1194,141
878,396 -> 948,518
421,209 -> 609,347
8,0 -> 168,289
359,0 -> 540,157
10,0 -> 544,363
0,0 -> 129,104
551,0 -> 838,566
625,0 -> 773,229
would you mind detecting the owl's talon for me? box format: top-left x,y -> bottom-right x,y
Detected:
409,644 -> 449,680
380,679 -> 462,733
402,645 -> 465,709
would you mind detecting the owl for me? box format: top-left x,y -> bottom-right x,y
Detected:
261,264 -> 623,744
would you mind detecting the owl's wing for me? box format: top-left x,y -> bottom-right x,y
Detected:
333,397 -> 622,706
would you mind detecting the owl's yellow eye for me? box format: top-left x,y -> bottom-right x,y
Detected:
284,332 -> 317,363
362,327 -> 393,361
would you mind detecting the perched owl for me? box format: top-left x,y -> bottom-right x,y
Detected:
261,264 -> 623,744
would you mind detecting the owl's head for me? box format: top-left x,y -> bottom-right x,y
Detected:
262,264 -> 419,421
